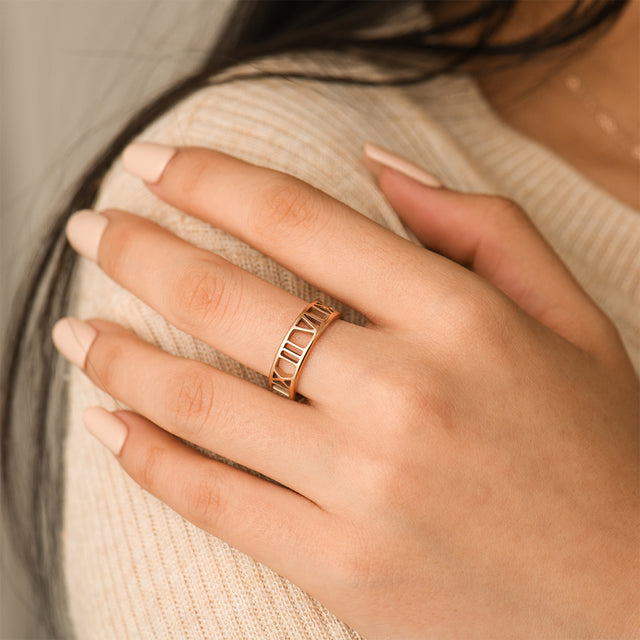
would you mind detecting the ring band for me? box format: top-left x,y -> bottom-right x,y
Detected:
269,300 -> 342,400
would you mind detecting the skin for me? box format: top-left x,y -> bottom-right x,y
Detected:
473,0 -> 640,210
53,3 -> 640,636
56,144 -> 639,638
430,0 -> 639,209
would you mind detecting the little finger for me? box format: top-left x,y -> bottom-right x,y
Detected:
86,408 -> 333,596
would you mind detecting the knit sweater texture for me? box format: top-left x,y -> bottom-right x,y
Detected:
63,51 -> 640,639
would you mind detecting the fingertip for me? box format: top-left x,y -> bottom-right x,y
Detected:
122,141 -> 178,184
361,142 -> 443,188
83,406 -> 128,456
65,209 -> 108,262
52,317 -> 98,369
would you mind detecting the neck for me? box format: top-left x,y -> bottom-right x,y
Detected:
472,0 -> 640,210
477,1 -> 639,120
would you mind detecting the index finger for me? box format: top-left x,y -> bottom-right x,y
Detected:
122,142 -> 467,329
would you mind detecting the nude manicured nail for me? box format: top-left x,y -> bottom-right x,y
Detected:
52,317 -> 97,369
83,407 -> 128,456
122,141 -> 177,183
362,142 -> 443,188
66,209 -> 107,262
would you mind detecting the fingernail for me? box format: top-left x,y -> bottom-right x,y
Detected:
83,407 -> 128,456
122,141 -> 177,184
66,209 -> 108,262
52,317 -> 97,369
362,142 -> 443,188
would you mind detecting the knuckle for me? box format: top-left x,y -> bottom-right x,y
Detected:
363,361 -> 432,432
173,153 -> 211,201
100,218 -> 140,276
171,260 -> 232,329
444,286 -> 508,344
168,367 -> 215,435
482,194 -> 529,231
137,445 -> 165,493
357,457 -> 401,509
183,473 -> 226,530
357,347 -> 456,441
456,288 -> 496,325
486,194 -> 522,218
89,339 -> 127,393
254,177 -> 327,246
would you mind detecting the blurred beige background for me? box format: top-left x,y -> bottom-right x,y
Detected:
0,1 -> 232,637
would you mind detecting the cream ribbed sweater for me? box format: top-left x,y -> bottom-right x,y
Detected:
63,52 -> 640,639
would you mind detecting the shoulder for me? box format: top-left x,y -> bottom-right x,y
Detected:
95,53 -> 487,235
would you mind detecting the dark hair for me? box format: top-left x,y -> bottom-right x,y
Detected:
1,0 -> 628,636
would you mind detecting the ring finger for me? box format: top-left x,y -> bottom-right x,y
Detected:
66,207 -> 371,404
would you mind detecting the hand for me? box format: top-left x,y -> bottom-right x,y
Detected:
53,142 -> 639,639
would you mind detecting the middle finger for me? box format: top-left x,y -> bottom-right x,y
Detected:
124,143 -> 465,329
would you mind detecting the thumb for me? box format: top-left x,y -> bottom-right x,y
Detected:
362,143 -> 615,354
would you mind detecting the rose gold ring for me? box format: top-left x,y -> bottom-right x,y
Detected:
269,300 -> 341,400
